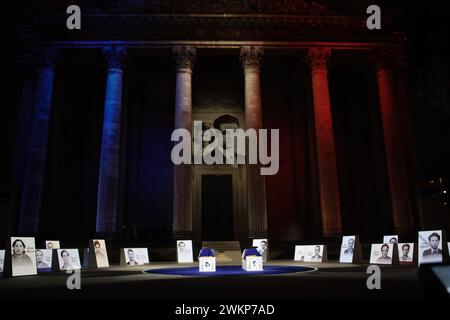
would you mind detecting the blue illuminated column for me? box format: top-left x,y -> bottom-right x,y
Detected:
172,46 -> 196,239
13,53 -> 35,190
96,47 -> 126,237
18,48 -> 57,234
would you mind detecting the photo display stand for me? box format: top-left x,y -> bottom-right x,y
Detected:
294,245 -> 328,263
120,248 -> 149,266
88,239 -> 110,269
177,240 -> 194,263
397,243 -> 417,265
339,235 -> 362,264
418,230 -> 449,266
6,237 -> 38,277
369,243 -> 399,265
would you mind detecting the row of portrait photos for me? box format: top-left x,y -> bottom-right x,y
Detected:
0,238 -> 149,277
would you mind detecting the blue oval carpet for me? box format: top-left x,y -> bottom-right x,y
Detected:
145,265 -> 315,276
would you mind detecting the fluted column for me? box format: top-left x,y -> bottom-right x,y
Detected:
18,48 -> 57,234
308,47 -> 342,238
240,46 -> 268,238
373,50 -> 414,234
13,53 -> 35,189
172,46 -> 196,239
96,47 -> 126,237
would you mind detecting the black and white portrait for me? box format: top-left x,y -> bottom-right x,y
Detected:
11,237 -> 37,277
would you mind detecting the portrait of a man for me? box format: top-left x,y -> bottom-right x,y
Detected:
422,233 -> 442,257
126,249 -> 139,265
344,238 -> 355,254
400,243 -> 412,262
311,246 -> 322,262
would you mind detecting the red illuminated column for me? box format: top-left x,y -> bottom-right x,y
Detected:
240,46 -> 268,238
308,47 -> 342,238
374,52 -> 414,234
172,46 -> 196,239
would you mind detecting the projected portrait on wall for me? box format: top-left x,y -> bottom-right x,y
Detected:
199,115 -> 242,166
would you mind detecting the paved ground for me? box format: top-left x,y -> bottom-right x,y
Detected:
0,261 -> 428,300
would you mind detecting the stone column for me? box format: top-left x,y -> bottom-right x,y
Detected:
172,46 -> 196,239
13,53 -> 35,190
18,48 -> 57,234
95,46 -> 126,237
307,47 -> 342,238
240,46 -> 268,238
373,50 -> 414,234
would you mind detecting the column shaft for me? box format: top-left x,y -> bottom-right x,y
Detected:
96,47 -> 126,236
240,46 -> 268,238
19,49 -> 56,234
308,47 -> 342,238
172,46 -> 196,238
376,60 -> 414,234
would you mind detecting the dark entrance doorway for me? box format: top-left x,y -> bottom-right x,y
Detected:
201,174 -> 233,240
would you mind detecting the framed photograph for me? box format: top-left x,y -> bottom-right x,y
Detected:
10,237 -> 37,277
370,243 -> 394,265
91,239 -> 109,268
45,241 -> 60,249
0,250 -> 5,273
122,248 -> 149,266
252,239 -> 268,262
57,249 -> 81,271
199,257 -> 216,272
244,256 -> 263,271
339,236 -> 357,263
177,240 -> 194,263
36,249 -> 53,270
398,243 -> 415,264
295,245 -> 326,263
294,246 -> 306,262
418,230 -> 444,265
383,235 -> 398,245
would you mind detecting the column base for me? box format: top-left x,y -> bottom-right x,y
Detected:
172,231 -> 193,240
248,230 -> 268,239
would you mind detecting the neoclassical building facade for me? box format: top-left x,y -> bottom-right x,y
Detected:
10,0 -> 417,242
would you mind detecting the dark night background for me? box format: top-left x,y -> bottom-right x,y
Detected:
1,1 -> 449,245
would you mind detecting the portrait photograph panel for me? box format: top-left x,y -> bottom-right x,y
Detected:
252,239 -> 268,262
398,243 -> 415,264
177,240 -> 194,263
339,236 -> 356,263
57,249 -> 81,271
45,240 -> 60,249
0,250 -> 5,273
418,230 -> 444,265
383,235 -> 399,244
304,245 -> 324,263
92,239 -> 109,268
294,246 -> 306,262
370,243 -> 394,265
124,248 -> 149,266
10,237 -> 37,277
35,249 -> 53,270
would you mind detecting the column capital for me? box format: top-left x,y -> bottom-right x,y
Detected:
240,46 -> 264,70
36,47 -> 58,70
308,47 -> 331,70
368,48 -> 401,71
18,53 -> 35,78
103,46 -> 127,70
172,46 -> 196,71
